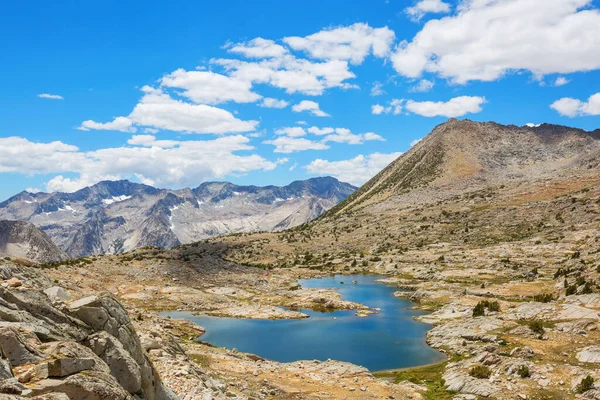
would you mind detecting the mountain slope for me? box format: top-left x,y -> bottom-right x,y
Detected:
0,220 -> 67,263
210,119 -> 600,267
0,177 -> 356,257
329,119 -> 600,215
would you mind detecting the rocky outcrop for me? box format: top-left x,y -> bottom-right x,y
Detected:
0,261 -> 178,399
0,220 -> 67,263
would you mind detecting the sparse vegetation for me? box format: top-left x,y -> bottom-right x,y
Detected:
469,365 -> 491,379
517,365 -> 531,378
576,375 -> 594,393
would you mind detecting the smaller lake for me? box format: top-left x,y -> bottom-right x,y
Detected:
162,275 -> 445,371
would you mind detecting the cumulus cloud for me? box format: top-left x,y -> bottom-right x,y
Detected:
371,99 -> 404,115
37,93 -> 64,100
78,117 -> 136,133
79,86 -> 258,135
550,92 -> 600,117
292,100 -> 330,117
214,56 -> 356,96
410,79 -> 434,92
266,126 -> 383,152
283,23 -> 395,64
275,127 -> 307,137
405,96 -> 486,117
0,135 -> 276,192
226,38 -> 288,58
160,68 -> 261,105
405,0 -> 451,21
263,137 -> 329,153
307,127 -> 335,135
393,0 -> 600,83
126,135 -> 178,148
554,77 -> 570,86
322,128 -> 384,145
305,152 -> 402,186
259,98 -> 289,108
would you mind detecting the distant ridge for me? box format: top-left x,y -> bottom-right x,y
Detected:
0,177 -> 356,257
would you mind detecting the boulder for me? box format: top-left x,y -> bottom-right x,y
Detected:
47,357 -> 96,377
0,357 -> 13,379
85,332 -> 142,394
27,373 -> 133,400
69,294 -> 177,400
43,287 -> 70,302
0,327 -> 43,366
5,278 -> 22,288
443,369 -> 497,397
577,346 -> 600,363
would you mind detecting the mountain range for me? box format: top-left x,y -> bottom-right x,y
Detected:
0,177 -> 356,258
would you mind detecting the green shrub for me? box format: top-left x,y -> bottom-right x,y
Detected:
473,300 -> 500,316
582,282 -> 594,294
528,321 -> 545,335
517,365 -> 530,378
473,302 -> 485,317
576,375 -> 594,393
566,285 -> 577,296
469,365 -> 491,379
533,293 -> 553,303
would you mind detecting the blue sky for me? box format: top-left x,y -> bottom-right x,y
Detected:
1,0 -> 600,200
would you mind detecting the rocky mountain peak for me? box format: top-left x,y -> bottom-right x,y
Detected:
0,220 -> 67,263
0,177 -> 356,257
330,119 -> 600,215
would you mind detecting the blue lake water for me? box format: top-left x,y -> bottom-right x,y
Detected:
162,275 -> 445,371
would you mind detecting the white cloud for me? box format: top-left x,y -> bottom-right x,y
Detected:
405,0 -> 451,21
305,152 -> 402,186
37,93 -> 64,100
25,187 -> 42,193
371,81 -> 385,96
275,127 -> 307,137
127,135 -> 178,148
289,162 -> 298,171
550,92 -> 600,117
0,135 -> 276,192
78,116 -> 136,133
283,23 -> 395,65
214,56 -> 356,96
296,120 -> 308,125
372,104 -> 386,115
263,137 -> 329,153
322,128 -> 384,145
554,76 -> 570,86
525,123 -> 542,127
79,86 -> 258,135
393,0 -> 600,83
405,96 -> 486,117
307,126 -> 335,135
292,100 -> 330,117
410,138 -> 423,147
371,99 -> 404,115
410,79 -> 434,92
226,38 -> 288,58
160,68 -> 261,105
259,97 -> 289,108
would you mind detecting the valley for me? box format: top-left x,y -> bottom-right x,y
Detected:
2,119 -> 600,399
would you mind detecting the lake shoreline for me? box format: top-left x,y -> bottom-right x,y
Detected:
163,274 -> 445,372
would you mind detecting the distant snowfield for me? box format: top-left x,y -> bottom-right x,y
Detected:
102,195 -> 132,205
